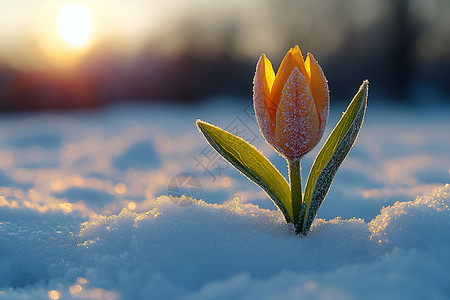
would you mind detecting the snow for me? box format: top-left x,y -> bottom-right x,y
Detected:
0,100 -> 449,299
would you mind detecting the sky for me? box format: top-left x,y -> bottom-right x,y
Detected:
0,0 -> 449,109
1,0 -> 448,71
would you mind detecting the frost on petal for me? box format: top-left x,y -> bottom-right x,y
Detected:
253,54 -> 276,146
274,67 -> 320,158
305,53 -> 330,137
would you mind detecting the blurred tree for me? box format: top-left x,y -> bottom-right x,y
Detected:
387,0 -> 416,100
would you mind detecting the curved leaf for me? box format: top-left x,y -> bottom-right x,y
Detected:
196,120 -> 293,223
302,80 -> 368,234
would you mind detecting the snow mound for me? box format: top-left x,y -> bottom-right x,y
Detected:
369,183 -> 450,249
0,185 -> 448,299
1,184 -> 438,299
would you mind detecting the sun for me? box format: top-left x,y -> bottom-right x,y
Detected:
57,2 -> 92,48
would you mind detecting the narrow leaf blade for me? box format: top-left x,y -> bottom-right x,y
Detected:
196,120 -> 293,222
302,80 -> 369,234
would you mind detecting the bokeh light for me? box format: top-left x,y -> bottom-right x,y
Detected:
57,2 -> 92,48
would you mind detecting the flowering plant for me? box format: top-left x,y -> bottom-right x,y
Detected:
197,45 -> 368,235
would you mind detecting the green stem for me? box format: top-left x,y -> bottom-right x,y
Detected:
288,158 -> 303,234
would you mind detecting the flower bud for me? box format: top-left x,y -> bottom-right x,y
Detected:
253,45 -> 329,159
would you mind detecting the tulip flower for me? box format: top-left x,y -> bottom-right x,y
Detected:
253,45 -> 329,160
196,45 -> 368,235
253,45 -> 330,227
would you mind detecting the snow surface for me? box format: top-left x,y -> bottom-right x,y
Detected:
0,99 -> 449,299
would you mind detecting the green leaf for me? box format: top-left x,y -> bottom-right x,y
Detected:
302,80 -> 369,234
196,120 -> 293,223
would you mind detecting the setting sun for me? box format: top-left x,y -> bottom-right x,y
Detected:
57,2 -> 92,48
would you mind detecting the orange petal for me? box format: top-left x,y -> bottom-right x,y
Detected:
270,49 -> 295,111
305,53 -> 330,136
274,67 -> 320,159
271,47 -> 310,111
291,45 -> 309,81
253,54 -> 276,145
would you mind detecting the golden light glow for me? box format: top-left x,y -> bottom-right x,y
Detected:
61,202 -> 73,213
115,183 -> 127,194
220,177 -> 232,188
69,284 -> 83,295
362,190 -> 371,198
57,3 -> 92,48
77,277 -> 89,285
48,290 -> 61,300
35,1 -> 96,69
14,189 -> 25,199
128,202 -> 137,210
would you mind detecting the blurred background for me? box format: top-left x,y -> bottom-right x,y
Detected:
0,0 -> 449,110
